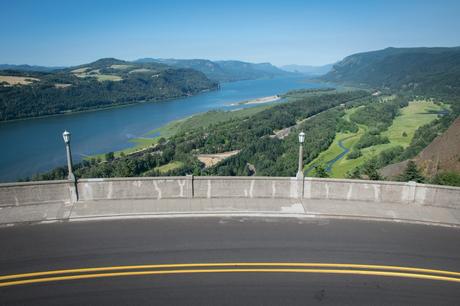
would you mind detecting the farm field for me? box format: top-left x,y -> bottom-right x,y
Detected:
0,75 -> 39,85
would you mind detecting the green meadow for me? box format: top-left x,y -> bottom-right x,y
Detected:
307,100 -> 445,178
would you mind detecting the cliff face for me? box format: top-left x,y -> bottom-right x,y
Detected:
381,116 -> 460,179
415,116 -> 460,176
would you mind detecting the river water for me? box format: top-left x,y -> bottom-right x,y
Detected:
0,76 -> 326,182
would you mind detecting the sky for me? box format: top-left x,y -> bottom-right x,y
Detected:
1,0 -> 460,67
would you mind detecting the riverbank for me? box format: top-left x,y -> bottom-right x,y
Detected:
90,94 -> 291,160
228,95 -> 281,106
91,103 -> 276,160
0,89 -> 216,124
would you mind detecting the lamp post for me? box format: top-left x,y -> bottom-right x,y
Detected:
62,130 -> 75,182
296,131 -> 305,179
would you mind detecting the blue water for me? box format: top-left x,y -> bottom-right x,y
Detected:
0,76 -> 327,182
305,135 -> 353,175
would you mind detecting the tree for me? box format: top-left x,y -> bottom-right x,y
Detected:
400,160 -> 425,183
347,150 -> 362,160
431,171 -> 460,187
105,152 -> 115,162
346,167 -> 362,179
314,164 -> 329,178
362,158 -> 382,180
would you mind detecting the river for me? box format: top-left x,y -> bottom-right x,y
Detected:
0,76 -> 327,182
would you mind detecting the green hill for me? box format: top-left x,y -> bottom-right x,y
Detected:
322,47 -> 460,98
135,58 -> 293,82
0,58 -> 218,121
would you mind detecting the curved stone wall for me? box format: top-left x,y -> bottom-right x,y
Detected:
0,180 -> 72,207
0,176 -> 459,209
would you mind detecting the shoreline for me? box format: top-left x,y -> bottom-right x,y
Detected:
0,88 -> 217,124
228,95 -> 281,106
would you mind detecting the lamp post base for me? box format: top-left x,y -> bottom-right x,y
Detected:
296,171 -> 304,179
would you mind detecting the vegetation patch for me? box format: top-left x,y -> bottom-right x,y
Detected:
155,161 -> 184,174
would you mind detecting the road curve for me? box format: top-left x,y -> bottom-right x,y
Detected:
1,217 -> 460,305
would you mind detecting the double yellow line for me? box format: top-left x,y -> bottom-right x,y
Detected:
1,263 -> 460,287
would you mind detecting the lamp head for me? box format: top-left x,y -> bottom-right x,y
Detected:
62,130 -> 71,144
298,131 -> 305,144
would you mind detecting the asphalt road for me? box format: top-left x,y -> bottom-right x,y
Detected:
1,217 -> 460,305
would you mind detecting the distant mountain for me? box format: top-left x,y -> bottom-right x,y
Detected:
215,60 -> 293,81
321,47 -> 460,97
0,58 -> 217,121
0,64 -> 65,72
281,64 -> 333,76
135,58 -> 293,82
136,58 -> 230,81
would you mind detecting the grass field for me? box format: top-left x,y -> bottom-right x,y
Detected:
0,75 -> 39,85
71,67 -> 90,73
128,68 -> 152,74
306,100 -> 445,178
93,74 -> 122,82
72,68 -> 123,82
154,161 -> 184,174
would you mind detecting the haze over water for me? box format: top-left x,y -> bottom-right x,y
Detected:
0,76 -> 327,182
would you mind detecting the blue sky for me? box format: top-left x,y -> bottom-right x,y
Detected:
1,0 -> 459,66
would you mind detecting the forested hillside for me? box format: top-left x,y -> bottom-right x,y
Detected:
0,64 -> 64,72
0,58 -> 218,121
322,47 -> 460,98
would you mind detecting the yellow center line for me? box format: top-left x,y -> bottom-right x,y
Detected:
1,262 -> 459,282
0,269 -> 460,287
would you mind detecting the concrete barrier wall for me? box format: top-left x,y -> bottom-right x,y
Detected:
193,176 -> 301,199
414,183 -> 460,209
77,177 -> 192,201
0,180 -> 71,207
0,176 -> 459,208
303,178 -> 460,208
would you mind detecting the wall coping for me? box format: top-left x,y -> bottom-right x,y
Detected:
0,180 -> 70,188
78,176 -> 191,183
192,176 -> 295,181
1,176 -> 459,191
